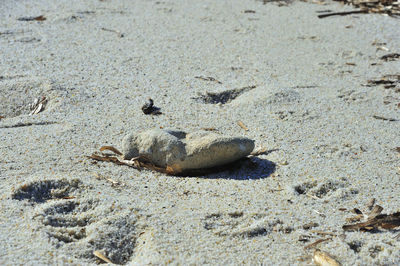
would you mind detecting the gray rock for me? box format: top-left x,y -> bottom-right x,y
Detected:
121,129 -> 255,172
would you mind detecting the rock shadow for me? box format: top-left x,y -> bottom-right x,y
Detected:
177,157 -> 276,180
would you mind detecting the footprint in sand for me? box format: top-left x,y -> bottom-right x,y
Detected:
12,178 -> 139,264
202,212 -> 294,238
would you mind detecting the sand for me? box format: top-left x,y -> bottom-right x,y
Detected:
0,0 -> 399,265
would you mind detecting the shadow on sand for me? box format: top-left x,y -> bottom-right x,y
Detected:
176,157 -> 276,180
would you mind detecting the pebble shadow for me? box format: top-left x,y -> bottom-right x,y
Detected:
178,157 -> 276,180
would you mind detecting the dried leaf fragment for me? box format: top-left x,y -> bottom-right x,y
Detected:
93,250 -> 113,264
313,249 -> 340,266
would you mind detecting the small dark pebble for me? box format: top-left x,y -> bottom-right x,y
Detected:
142,98 -> 162,115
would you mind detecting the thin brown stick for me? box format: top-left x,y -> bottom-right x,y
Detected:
100,146 -> 123,155
304,238 -> 332,249
318,10 -> 367,18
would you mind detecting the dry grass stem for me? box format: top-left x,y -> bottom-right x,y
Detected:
93,250 -> 113,264
304,238 -> 332,249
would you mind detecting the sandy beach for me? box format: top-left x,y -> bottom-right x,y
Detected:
1,0 -> 399,265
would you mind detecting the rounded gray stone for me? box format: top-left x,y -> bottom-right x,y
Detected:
121,128 -> 255,172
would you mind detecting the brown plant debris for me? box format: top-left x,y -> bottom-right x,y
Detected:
87,146 -> 173,174
237,120 -> 249,131
313,249 -> 341,266
327,0 -> 400,17
29,96 -> 47,115
141,98 -> 162,115
367,74 -> 400,86
100,146 -> 123,155
194,76 -> 222,84
304,238 -> 332,249
17,15 -> 47,21
343,204 -> 400,231
380,53 -> 400,61
93,250 -> 113,264
318,10 -> 367,18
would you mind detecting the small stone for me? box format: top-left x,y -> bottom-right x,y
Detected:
121,129 -> 255,172
141,98 -> 161,115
